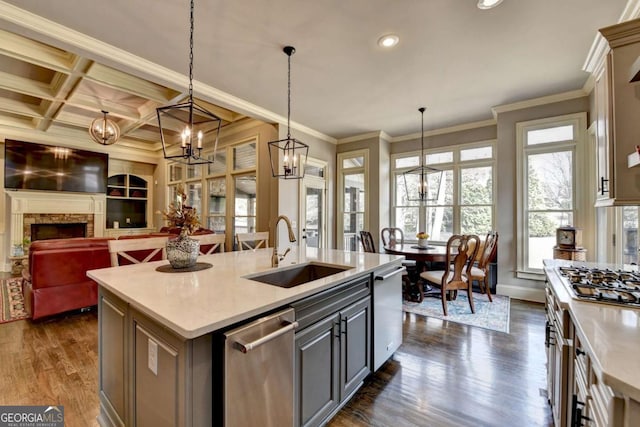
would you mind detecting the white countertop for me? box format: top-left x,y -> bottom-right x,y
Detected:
88,247 -> 403,339
544,259 -> 640,402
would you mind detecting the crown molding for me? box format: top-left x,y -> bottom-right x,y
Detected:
391,119 -> 496,143
0,1 -> 336,145
337,131 -> 392,145
491,89 -> 587,118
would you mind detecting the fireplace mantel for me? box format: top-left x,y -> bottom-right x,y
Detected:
6,190 -> 106,244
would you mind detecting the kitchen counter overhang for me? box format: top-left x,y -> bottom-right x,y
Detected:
88,247 -> 404,339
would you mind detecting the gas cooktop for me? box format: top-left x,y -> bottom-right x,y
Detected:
557,266 -> 640,308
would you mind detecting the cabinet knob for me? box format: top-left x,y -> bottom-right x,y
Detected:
576,348 -> 585,357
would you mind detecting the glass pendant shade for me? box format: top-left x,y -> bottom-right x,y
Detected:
402,107 -> 443,202
268,45 -> 309,179
156,0 -> 221,166
89,110 -> 120,145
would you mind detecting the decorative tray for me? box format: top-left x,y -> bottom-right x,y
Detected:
156,262 -> 213,273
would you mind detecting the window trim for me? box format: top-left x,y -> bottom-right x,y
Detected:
337,149 -> 369,251
516,112 -> 586,279
390,140 -> 496,243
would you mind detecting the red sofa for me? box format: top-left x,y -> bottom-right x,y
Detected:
21,229 -> 218,320
22,237 -> 114,320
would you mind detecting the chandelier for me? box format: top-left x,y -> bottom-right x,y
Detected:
402,107 -> 443,202
268,46 -> 309,179
89,110 -> 120,145
156,0 -> 221,165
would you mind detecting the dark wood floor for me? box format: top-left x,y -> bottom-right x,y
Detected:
329,299 -> 553,427
0,297 -> 552,427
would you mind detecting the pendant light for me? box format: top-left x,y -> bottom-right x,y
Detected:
89,110 -> 120,145
402,107 -> 443,202
156,0 -> 222,166
268,46 -> 309,179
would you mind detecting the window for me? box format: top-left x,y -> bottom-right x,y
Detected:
337,150 -> 368,251
391,142 -> 495,243
167,137 -> 258,248
233,174 -> 257,236
620,206 -> 638,265
517,113 -> 585,278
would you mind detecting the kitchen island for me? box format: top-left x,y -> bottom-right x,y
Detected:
544,259 -> 640,427
88,247 -> 404,427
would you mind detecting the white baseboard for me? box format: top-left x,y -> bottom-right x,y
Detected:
496,283 -> 545,303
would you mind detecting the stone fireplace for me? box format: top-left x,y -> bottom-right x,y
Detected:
7,191 -> 106,245
27,217 -> 91,241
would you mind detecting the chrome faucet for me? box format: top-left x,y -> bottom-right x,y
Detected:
272,215 -> 296,267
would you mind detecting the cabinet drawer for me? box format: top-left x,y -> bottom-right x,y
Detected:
292,274 -> 371,331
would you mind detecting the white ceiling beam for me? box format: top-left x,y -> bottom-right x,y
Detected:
0,70 -> 54,99
85,63 -> 178,104
0,27 -> 75,72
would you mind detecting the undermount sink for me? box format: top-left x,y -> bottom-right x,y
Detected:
246,262 -> 353,288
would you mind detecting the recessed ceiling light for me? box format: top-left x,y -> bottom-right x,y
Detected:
378,34 -> 399,48
477,0 -> 504,9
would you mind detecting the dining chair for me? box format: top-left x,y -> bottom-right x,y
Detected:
108,236 -> 169,267
465,231 -> 498,302
236,231 -> 269,251
419,234 -> 481,316
380,227 -> 416,295
359,230 -> 377,253
380,227 -> 405,246
191,233 -> 226,255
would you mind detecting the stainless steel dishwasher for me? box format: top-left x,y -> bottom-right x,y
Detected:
223,307 -> 297,427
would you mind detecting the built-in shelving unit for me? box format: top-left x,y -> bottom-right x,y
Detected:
106,174 -> 149,229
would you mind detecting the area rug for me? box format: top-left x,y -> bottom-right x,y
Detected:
1,277 -> 29,323
403,292 -> 510,333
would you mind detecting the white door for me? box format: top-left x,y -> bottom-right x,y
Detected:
299,159 -> 327,250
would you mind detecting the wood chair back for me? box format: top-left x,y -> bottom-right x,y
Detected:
108,236 -> 168,267
236,231 -> 269,251
191,233 -> 226,254
477,231 -> 498,271
466,231 -> 498,302
419,234 -> 480,315
360,230 -> 377,253
380,227 -> 405,246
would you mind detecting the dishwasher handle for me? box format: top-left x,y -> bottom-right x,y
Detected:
234,320 -> 299,353
375,266 -> 407,281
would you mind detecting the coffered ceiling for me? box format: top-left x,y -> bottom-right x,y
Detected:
0,26 -> 245,161
0,0 -> 634,161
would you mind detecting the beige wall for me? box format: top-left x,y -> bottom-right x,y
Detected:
495,96 -> 590,294
337,135 -> 385,249
337,96 -> 591,297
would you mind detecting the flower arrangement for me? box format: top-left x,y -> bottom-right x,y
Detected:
416,232 -> 429,239
160,185 -> 200,235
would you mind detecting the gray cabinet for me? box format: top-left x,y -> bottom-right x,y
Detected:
292,274 -> 371,427
339,297 -> 370,401
99,291 -> 128,427
295,313 -> 340,427
97,289 -> 213,427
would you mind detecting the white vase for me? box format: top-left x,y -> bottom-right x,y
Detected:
418,238 -> 428,248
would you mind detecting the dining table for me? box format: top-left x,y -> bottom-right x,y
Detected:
383,243 -> 450,299
382,243 -> 448,264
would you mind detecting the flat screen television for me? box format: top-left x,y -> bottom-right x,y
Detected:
4,139 -> 108,194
